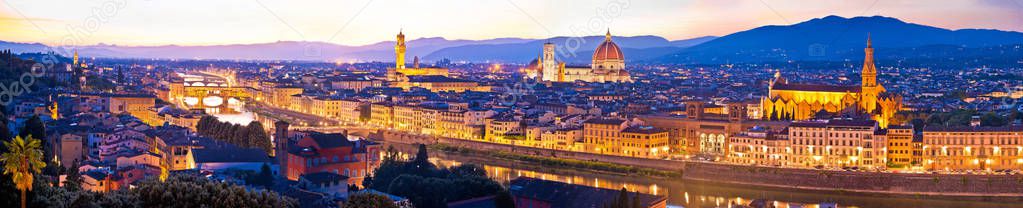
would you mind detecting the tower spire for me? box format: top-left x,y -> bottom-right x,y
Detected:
867,33 -> 872,48
605,29 -> 612,41
861,33 -> 877,87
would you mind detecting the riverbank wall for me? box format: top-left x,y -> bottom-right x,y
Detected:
371,130 -> 1023,198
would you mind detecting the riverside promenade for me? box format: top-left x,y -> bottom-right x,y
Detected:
371,130 -> 1023,199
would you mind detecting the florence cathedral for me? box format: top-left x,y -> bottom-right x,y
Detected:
524,30 -> 632,83
761,36 -> 903,128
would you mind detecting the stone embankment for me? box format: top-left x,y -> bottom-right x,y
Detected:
372,130 -> 1023,198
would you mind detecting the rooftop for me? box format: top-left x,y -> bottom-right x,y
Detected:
508,177 -> 666,208
192,146 -> 270,163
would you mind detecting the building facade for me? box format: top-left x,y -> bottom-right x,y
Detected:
922,126 -> 1023,171
787,120 -> 886,169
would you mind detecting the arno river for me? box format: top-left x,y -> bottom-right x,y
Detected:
209,105 -> 1019,208
389,143 -> 1019,208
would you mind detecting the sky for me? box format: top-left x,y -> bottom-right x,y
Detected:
2,0 -> 1022,46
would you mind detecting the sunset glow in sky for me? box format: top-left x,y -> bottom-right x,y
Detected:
2,0 -> 1021,46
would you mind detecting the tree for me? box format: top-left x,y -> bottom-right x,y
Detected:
196,117 -> 273,154
18,115 -> 46,142
19,115 -> 47,161
494,190 -> 515,208
257,163 -> 274,188
233,124 -> 250,146
343,193 -> 398,208
603,187 -> 642,208
0,118 -> 11,152
980,112 -> 1008,127
367,149 -> 504,208
116,67 -> 125,84
0,135 -> 46,208
410,144 -> 435,176
63,163 -> 82,191
247,121 -> 272,153
134,175 -> 296,208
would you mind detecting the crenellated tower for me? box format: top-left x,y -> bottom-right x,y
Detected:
395,30 -> 406,70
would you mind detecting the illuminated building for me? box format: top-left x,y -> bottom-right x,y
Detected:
272,86 -> 304,108
435,110 -> 486,141
337,99 -> 365,124
395,75 -> 481,92
787,119 -> 887,169
485,115 -> 525,143
386,30 -> 450,82
885,125 -> 915,168
78,93 -> 157,122
384,30 -> 481,92
728,127 -> 790,166
59,134 -> 84,169
922,126 -> 1023,171
525,30 -> 632,83
619,126 -> 670,158
369,103 -> 394,128
761,36 -> 902,128
581,118 -> 670,159
329,76 -> 383,92
539,127 -> 584,151
283,132 -> 381,186
640,101 -> 789,157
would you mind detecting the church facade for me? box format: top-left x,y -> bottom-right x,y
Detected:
761,36 -> 902,128
525,31 -> 631,83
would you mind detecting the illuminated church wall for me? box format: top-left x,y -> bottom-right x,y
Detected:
759,36 -> 902,128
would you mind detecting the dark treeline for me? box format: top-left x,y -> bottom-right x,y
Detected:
25,174 -> 297,208
195,116 -> 272,154
364,144 -> 513,208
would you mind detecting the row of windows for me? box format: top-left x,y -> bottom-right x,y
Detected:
925,138 -> 1022,145
296,155 -> 360,167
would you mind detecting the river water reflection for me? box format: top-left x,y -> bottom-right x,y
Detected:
395,146 -> 1019,208
204,105 -> 1020,208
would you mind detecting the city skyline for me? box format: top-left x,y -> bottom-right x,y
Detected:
2,0 -> 1022,46
1,2 -> 1023,208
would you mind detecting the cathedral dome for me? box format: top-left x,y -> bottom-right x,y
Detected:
592,31 -> 623,61
526,58 -> 541,69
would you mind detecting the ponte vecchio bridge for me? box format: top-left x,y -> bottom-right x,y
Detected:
170,72 -> 256,110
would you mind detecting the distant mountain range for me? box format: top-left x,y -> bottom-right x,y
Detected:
656,15 -> 1023,64
3,15 -> 1022,64
0,35 -> 713,64
422,35 -> 716,64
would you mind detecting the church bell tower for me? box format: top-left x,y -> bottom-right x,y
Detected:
541,42 -> 558,82
860,34 -> 882,113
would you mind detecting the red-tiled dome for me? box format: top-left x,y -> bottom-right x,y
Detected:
526,58 -> 541,69
592,32 -> 623,61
